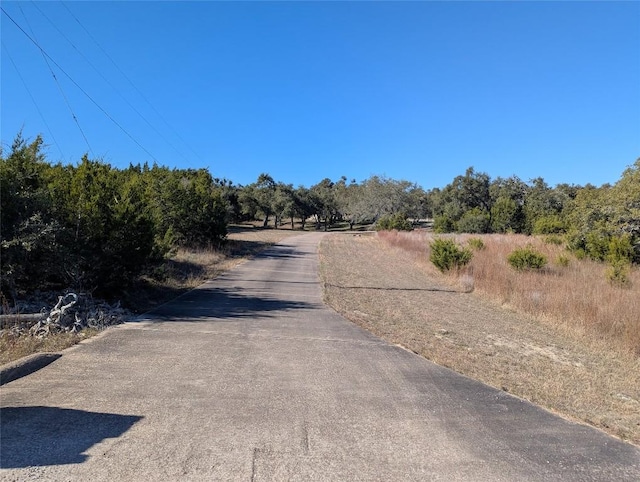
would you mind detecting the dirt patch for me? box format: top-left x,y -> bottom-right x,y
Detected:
319,233 -> 640,446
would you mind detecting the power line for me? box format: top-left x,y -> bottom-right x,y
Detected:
1,42 -> 65,159
61,1 -> 202,162
32,1 -> 192,165
16,3 -> 93,156
1,5 -> 159,163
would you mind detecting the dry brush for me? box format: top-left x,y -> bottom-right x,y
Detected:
378,230 -> 640,356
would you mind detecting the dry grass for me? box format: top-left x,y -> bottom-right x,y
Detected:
319,233 -> 640,445
378,230 -> 640,356
0,329 -> 99,365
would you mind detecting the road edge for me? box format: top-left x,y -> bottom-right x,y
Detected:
0,353 -> 62,386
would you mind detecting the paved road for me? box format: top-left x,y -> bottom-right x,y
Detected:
1,233 -> 639,481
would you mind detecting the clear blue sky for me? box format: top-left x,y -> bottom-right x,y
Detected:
2,1 -> 639,189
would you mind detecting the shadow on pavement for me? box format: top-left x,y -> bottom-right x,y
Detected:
252,246 -> 304,260
150,285 -> 314,321
0,406 -> 143,468
226,239 -> 284,257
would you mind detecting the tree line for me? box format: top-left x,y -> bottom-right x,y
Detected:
233,173 -> 428,231
2,132 -> 638,301
426,165 -> 640,266
1,133 -> 226,300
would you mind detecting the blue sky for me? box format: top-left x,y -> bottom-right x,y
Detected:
2,1 -> 639,189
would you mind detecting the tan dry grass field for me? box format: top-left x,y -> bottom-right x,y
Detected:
378,230 -> 640,356
319,232 -> 640,445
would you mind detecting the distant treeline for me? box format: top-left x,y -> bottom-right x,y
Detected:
425,165 -> 639,267
1,132 -> 638,300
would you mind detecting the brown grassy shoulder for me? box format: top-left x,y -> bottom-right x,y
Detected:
318,232 -> 640,446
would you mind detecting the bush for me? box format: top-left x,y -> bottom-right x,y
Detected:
556,254 -> 570,267
507,246 -> 547,271
467,238 -> 485,250
430,238 -> 473,272
375,213 -> 413,231
606,260 -> 631,288
573,248 -> 587,260
585,232 -> 609,262
1,133 -> 230,299
607,234 -> 635,264
433,215 -> 456,233
456,208 -> 490,234
566,231 -> 638,265
533,215 -> 566,235
544,235 -> 563,245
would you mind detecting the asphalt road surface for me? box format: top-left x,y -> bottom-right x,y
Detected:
1,233 -> 639,481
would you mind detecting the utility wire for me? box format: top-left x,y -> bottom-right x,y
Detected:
61,0 -> 202,162
1,42 -> 65,160
16,3 -> 93,156
1,6 -> 159,163
32,1 -> 191,164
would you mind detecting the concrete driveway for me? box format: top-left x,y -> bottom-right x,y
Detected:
1,233 -> 639,481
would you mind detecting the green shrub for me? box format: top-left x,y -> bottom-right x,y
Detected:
533,215 -> 566,235
430,238 -> 473,272
433,215 -> 456,233
573,248 -> 586,260
507,246 -> 547,271
585,232 -> 609,262
607,234 -> 635,264
606,260 -> 631,288
556,254 -> 570,267
375,213 -> 413,231
456,208 -> 490,234
544,235 -> 563,245
467,237 -> 485,250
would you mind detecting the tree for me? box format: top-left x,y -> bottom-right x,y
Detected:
253,173 -> 277,227
428,167 -> 493,233
218,179 -> 244,224
272,182 -> 295,229
335,178 -> 368,230
491,196 -> 520,233
565,159 -> 640,263
165,169 -> 227,247
523,177 -> 568,234
0,133 -> 60,299
611,159 -> 640,245
2,131 -> 230,299
293,186 -> 315,230
489,176 -> 527,233
310,178 -> 337,231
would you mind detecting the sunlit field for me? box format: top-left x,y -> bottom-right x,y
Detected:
378,230 -> 640,357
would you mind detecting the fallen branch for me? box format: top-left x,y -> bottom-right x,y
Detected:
0,313 -> 44,324
30,293 -> 78,337
1,292 -> 131,338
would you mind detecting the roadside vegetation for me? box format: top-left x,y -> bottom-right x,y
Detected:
4,132 -> 636,309
1,132 -> 427,307
2,131 -> 638,442
319,233 -> 640,445
378,230 -> 639,357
